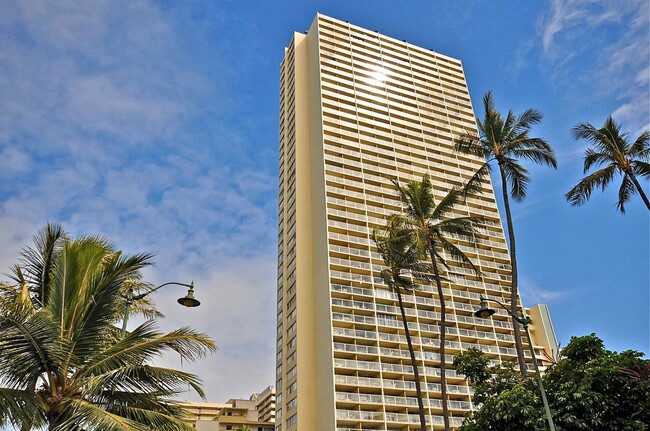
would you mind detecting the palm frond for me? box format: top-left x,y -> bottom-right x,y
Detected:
454,133 -> 490,159
565,165 -> 617,206
630,130 -> 650,160
100,402 -> 194,431
502,158 -> 530,201
431,186 -> 464,221
0,388 -> 46,430
436,236 -> 483,279
514,108 -> 543,130
9,223 -> 67,308
392,177 -> 435,221
68,252 -> 155,362
86,365 -> 207,400
632,161 -> 650,179
463,163 -> 491,198
502,110 -> 518,141
55,398 -> 151,431
509,138 -> 557,169
583,149 -> 615,172
617,174 -> 636,214
80,320 -> 215,381
573,118 -> 626,159
0,292 -> 61,387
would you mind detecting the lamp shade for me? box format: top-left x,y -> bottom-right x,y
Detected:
474,299 -> 495,319
178,288 -> 201,307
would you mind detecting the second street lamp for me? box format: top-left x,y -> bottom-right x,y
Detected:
474,297 -> 557,431
121,281 -> 200,339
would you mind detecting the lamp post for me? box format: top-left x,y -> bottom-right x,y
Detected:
474,297 -> 556,431
121,281 -> 200,339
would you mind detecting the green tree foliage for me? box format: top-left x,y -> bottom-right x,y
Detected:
453,334 -> 649,431
455,91 -> 557,374
372,215 -> 431,431
374,176 -> 488,431
566,116 -> 650,213
0,224 -> 216,431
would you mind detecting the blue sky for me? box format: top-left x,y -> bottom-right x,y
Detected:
0,0 -> 648,405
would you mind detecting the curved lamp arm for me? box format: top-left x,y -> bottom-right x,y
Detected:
132,281 -> 195,300
477,296 -> 531,326
121,281 -> 198,339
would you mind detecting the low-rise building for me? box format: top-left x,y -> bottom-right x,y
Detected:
180,386 -> 275,431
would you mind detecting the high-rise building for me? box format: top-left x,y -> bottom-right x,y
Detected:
275,14 -> 557,430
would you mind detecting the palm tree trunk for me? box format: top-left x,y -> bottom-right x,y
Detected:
396,288 -> 427,431
431,251 -> 450,431
498,163 -> 528,376
629,172 -> 650,210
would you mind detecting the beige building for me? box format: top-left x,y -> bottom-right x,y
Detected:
276,14 -> 558,431
180,386 -> 275,431
255,385 -> 277,423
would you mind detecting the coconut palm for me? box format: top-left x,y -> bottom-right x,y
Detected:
377,176 -> 487,431
8,223 -> 159,319
455,91 -> 557,375
0,227 -> 216,431
566,116 -> 650,213
372,216 -> 430,431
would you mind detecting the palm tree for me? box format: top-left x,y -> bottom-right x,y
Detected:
376,176 -> 487,431
372,216 -> 430,431
566,116 -> 650,213
7,223 -> 159,319
455,91 -> 557,375
0,226 -> 216,431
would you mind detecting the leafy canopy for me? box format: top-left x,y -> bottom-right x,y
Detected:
454,334 -> 649,431
0,224 -> 216,431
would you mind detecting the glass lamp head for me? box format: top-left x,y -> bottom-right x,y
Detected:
474,299 -> 496,319
178,288 -> 201,307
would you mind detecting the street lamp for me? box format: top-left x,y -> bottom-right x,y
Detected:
474,297 -> 556,431
121,281 -> 200,339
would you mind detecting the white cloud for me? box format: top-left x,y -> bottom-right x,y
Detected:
541,0 -> 634,54
539,0 -> 649,132
520,279 -> 572,304
0,147 -> 30,173
145,255 -> 277,402
0,0 -> 278,405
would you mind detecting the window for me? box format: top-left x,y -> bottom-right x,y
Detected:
287,295 -> 296,310
288,381 -> 297,394
287,397 -> 297,411
287,414 -> 297,427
